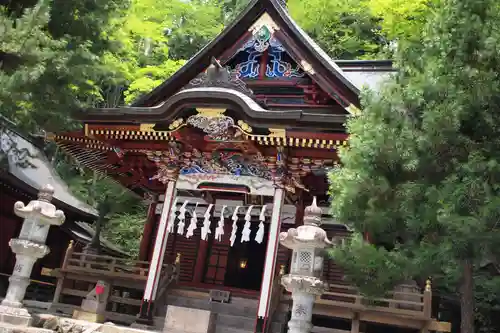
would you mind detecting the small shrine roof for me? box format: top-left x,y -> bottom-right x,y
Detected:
67,221 -> 129,257
0,119 -> 98,218
337,60 -> 395,92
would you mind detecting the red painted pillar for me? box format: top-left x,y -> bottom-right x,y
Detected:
193,239 -> 209,283
139,197 -> 158,262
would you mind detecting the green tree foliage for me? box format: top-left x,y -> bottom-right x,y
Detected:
0,0 -> 128,134
329,0 -> 500,331
104,0 -> 224,104
217,0 -> 250,24
166,0 -> 224,60
368,0 -> 435,41
56,158 -> 146,256
288,0 -> 386,59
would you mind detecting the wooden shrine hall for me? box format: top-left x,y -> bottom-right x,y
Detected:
50,0 -> 451,332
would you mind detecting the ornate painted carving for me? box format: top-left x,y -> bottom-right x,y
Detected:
185,57 -> 254,96
151,164 -> 179,184
234,38 -> 304,79
187,109 -> 235,140
176,174 -> 275,196
266,41 -> 304,78
180,149 -> 271,180
142,142 -> 181,167
185,109 -> 254,142
142,142 -> 181,183
234,50 -> 261,78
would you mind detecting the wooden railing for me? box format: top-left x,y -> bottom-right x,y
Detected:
62,243 -> 172,281
51,241 -> 181,324
316,280 -> 432,319
267,265 -> 286,331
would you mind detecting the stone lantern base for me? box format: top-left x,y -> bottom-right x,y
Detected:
0,304 -> 32,326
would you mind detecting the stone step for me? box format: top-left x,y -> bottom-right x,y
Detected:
215,323 -> 285,333
164,295 -> 258,318
215,313 -> 285,333
215,327 -> 252,333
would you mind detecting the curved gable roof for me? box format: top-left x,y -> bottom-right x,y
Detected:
0,121 -> 98,219
131,0 -> 361,110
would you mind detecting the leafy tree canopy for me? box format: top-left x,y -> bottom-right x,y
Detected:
329,0 -> 500,331
288,0 -> 387,59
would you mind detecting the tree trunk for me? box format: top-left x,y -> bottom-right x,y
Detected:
460,259 -> 474,333
88,216 -> 102,254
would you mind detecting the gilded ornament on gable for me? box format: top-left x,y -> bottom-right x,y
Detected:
237,120 -> 253,133
139,123 -> 156,132
168,118 -> 184,130
300,60 -> 315,75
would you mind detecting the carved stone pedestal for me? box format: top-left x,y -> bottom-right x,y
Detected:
0,305 -> 33,326
0,185 -> 65,327
288,293 -> 316,333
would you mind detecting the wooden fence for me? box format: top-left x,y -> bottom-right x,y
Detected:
316,280 -> 432,319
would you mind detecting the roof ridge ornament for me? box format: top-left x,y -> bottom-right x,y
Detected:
249,13 -> 280,35
183,57 -> 254,97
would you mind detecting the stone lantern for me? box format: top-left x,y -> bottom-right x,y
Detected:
279,197 -> 331,333
0,184 -> 65,326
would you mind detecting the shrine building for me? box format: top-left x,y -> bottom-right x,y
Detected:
50,0 -> 450,332
0,118 -> 129,305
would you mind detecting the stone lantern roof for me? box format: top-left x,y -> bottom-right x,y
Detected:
279,197 -> 332,249
303,197 -> 322,226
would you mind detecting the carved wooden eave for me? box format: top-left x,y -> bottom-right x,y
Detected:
73,87 -> 347,131
129,0 -> 362,113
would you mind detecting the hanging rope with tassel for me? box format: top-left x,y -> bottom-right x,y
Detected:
201,204 -> 213,241
230,206 -> 240,246
255,205 -> 266,244
215,205 -> 227,241
241,205 -> 253,243
185,203 -> 198,239
177,200 -> 189,235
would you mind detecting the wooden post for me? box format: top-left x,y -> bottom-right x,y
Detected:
139,198 -> 158,261
52,241 -> 74,306
62,240 -> 74,269
175,252 -> 181,282
351,314 -> 360,333
421,279 -> 432,333
423,279 -> 432,318
109,258 -> 116,273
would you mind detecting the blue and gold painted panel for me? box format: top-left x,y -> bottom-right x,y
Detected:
231,26 -> 305,79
